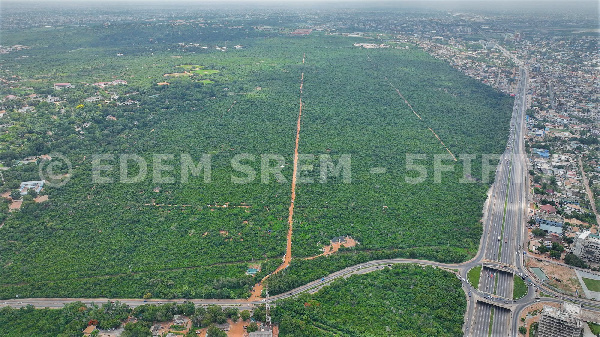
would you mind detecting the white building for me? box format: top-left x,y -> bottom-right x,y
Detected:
19,180 -> 44,195
573,231 -> 600,264
537,303 -> 583,337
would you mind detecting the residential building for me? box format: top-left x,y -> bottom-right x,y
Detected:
537,303 -> 583,337
19,180 -> 44,195
539,204 -> 557,214
249,327 -> 274,337
82,325 -> 97,336
53,83 -> 72,90
536,218 -> 563,235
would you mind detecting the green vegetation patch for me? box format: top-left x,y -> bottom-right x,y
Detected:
468,265 -> 482,289
191,69 -> 219,76
265,247 -> 468,295
588,322 -> 600,336
582,277 -> 600,292
513,275 -> 528,299
0,302 -> 131,337
273,264 -> 466,337
0,22 -> 511,298
177,64 -> 220,76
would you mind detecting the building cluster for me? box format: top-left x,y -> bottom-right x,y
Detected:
0,45 -> 29,54
415,37 -> 519,94
390,11 -> 599,271
0,79 -> 137,119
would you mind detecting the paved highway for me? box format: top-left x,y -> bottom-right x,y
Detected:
468,64 -> 529,336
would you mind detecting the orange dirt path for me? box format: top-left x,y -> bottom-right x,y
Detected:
249,58 -> 305,299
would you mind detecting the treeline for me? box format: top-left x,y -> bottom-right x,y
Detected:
0,301 -> 265,337
0,301 -> 130,336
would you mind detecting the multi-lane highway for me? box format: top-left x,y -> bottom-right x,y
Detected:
468,63 -> 530,337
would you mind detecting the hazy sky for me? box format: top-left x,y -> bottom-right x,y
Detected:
6,0 -> 598,2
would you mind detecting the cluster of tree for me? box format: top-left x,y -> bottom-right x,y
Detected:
273,264 -> 466,336
0,301 -> 129,336
564,253 -> 588,269
0,301 -> 262,337
537,241 -> 565,259
531,228 -> 546,237
265,247 -> 468,295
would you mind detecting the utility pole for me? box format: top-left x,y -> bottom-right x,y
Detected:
265,287 -> 272,326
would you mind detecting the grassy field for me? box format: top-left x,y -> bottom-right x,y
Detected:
589,322 -> 600,336
582,277 -> 600,292
0,21 -> 512,299
468,266 -> 482,289
513,275 -> 528,299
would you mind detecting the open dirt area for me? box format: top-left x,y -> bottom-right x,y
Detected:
519,302 -> 561,336
193,320 -> 275,337
306,236 -> 358,260
227,318 -> 247,336
35,195 -> 48,202
527,259 -> 584,296
248,282 -> 263,301
8,200 -> 22,211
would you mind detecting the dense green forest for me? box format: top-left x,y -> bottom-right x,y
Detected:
0,265 -> 465,336
0,18 -> 511,298
273,264 -> 466,336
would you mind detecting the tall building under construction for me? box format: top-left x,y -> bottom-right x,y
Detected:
537,302 -> 583,337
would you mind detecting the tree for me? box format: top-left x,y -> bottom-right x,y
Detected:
240,310 -> 251,321
519,326 -> 527,334
224,307 -> 239,321
28,189 -> 38,199
143,292 -> 152,299
206,325 -> 227,337
252,305 -> 266,322
564,253 -> 588,269
246,322 -> 259,333
531,228 -> 546,237
551,242 -> 564,252
537,245 -> 549,254
178,302 -> 195,316
549,250 -> 561,259
10,189 -> 21,201
121,322 -> 151,337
